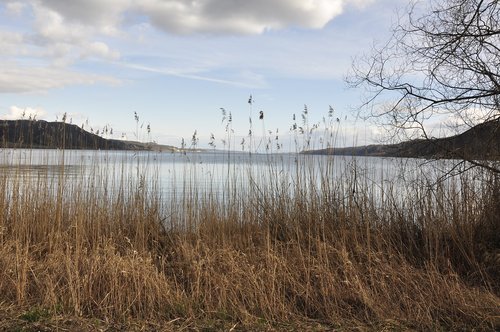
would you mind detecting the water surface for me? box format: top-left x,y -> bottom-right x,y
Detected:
0,148 -> 469,205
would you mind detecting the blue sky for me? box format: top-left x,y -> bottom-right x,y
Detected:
0,0 -> 409,151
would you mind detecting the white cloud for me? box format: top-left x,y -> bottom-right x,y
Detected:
136,0 -> 371,35
0,1 -> 123,92
39,0 -> 128,30
85,41 -> 120,60
5,1 -> 26,15
0,0 -> 378,92
32,3 -> 87,44
35,0 -> 374,35
3,0 -> 378,68
0,64 -> 121,93
1,105 -> 47,120
0,31 -> 25,56
28,2 -> 121,63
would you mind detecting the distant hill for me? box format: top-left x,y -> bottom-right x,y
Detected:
302,119 -> 500,160
0,119 -> 176,151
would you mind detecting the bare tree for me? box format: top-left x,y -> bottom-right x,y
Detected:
350,0 -> 499,173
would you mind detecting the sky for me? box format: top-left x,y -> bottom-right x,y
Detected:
0,0 -> 410,151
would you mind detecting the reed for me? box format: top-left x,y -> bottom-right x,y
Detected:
0,145 -> 498,331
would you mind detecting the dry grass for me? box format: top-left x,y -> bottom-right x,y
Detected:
0,151 -> 499,331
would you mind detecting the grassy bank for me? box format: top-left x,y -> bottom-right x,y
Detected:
0,150 -> 499,331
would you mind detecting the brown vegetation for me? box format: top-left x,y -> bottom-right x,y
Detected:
0,151 -> 498,331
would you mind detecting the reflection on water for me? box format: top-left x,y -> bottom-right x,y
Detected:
0,164 -> 82,178
0,148 -> 470,205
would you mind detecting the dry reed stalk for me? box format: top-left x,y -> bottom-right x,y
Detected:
0,148 -> 498,331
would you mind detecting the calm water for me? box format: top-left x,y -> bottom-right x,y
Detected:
0,148 -> 468,203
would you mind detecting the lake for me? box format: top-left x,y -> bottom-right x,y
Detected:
0,148 -> 476,209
